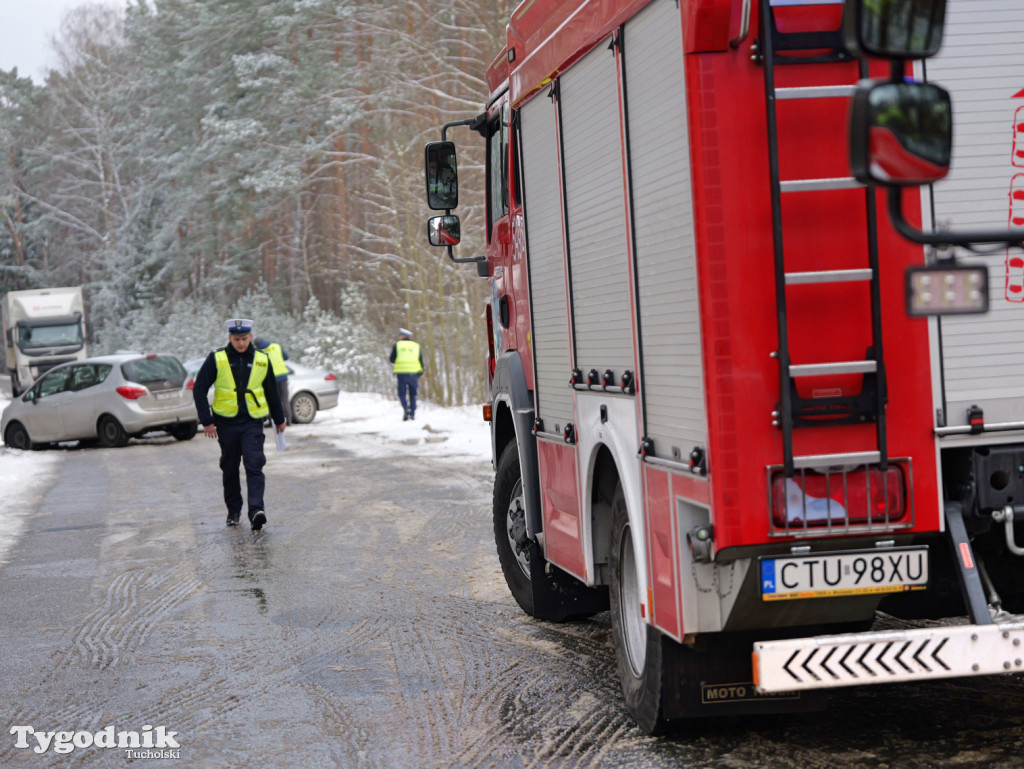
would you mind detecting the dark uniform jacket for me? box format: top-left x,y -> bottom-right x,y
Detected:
193,344 -> 286,427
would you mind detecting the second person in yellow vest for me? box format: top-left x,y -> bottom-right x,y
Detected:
255,337 -> 291,424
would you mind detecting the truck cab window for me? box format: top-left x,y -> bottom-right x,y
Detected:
487,112 -> 509,238
511,109 -> 521,208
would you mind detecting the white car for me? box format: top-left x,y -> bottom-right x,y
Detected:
184,358 -> 339,424
2,353 -> 197,449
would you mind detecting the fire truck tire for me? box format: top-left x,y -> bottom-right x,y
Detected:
493,441 -> 607,622
609,483 -> 675,734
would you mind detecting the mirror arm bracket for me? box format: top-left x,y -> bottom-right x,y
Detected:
887,188 -> 1024,250
446,247 -> 488,276
441,115 -> 485,141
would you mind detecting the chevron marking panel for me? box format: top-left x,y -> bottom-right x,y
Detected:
754,620 -> 1024,692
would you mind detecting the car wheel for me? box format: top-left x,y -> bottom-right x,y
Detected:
171,422 -> 198,441
4,422 -> 35,451
291,392 -> 317,424
97,415 -> 129,448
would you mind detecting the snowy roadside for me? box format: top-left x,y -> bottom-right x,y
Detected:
0,383 -> 492,565
310,391 -> 492,464
0,378 -> 63,565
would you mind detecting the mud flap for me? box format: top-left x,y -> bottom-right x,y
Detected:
662,632 -> 827,719
528,542 -> 609,622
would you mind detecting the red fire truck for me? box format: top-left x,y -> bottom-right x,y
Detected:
425,0 -> 1024,733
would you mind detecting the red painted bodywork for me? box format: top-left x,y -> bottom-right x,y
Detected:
537,440 -> 587,580
644,466 -> 680,638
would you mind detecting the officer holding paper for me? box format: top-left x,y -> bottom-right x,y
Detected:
192,318 -> 286,531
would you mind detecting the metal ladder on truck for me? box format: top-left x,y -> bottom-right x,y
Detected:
757,0 -> 995,625
758,0 -> 887,482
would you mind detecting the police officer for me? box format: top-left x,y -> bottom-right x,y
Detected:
255,337 -> 291,424
389,327 -> 424,421
193,319 -> 286,530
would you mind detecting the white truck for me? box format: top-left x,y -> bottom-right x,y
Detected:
3,287 -> 88,395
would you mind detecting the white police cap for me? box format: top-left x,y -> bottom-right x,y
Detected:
226,318 -> 254,334
399,327 -> 412,337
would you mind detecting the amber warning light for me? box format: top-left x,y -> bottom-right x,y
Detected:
906,263 -> 989,316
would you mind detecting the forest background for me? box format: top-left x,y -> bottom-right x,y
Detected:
0,0 -> 512,405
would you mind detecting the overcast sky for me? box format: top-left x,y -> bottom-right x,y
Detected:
0,1 -> 80,82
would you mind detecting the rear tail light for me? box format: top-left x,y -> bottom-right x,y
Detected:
324,373 -> 337,381
116,386 -> 148,400
771,465 -> 906,528
186,378 -> 195,391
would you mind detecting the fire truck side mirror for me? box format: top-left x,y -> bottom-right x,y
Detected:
425,141 -> 459,211
427,215 -> 461,247
849,81 -> 951,187
842,0 -> 946,60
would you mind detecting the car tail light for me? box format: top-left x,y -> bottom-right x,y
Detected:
771,465 -> 906,528
324,373 -> 337,381
116,386 -> 148,400
186,378 -> 195,391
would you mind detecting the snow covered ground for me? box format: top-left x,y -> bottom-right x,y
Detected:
0,384 -> 492,564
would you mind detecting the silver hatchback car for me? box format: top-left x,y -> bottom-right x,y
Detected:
2,353 -> 198,449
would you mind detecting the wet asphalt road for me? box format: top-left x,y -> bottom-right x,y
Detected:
3,428 -> 1024,768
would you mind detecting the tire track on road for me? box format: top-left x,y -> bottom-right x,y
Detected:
51,565 -> 203,671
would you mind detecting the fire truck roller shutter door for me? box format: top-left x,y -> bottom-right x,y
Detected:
925,0 -> 1024,428
559,35 -> 634,378
520,88 -> 574,429
625,0 -> 707,455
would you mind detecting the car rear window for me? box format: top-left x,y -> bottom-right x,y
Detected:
121,356 -> 186,389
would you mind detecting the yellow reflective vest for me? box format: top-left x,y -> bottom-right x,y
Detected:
261,342 -> 288,379
392,340 -> 423,374
212,348 -> 271,419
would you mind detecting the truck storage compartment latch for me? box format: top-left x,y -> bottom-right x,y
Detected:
968,404 -> 984,433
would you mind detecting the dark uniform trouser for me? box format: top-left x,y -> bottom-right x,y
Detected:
396,373 -> 418,415
217,419 -> 267,519
278,379 -> 291,423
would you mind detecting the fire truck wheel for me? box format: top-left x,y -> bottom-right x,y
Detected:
494,442 -> 534,613
609,483 -> 671,734
493,442 -> 608,622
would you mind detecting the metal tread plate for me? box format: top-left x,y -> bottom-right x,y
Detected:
753,618 -> 1024,693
